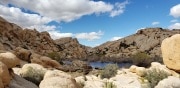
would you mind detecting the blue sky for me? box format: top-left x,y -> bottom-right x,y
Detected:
0,0 -> 180,47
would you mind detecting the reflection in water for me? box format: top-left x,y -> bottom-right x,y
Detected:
89,61 -> 132,69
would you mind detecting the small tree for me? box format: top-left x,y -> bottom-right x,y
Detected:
101,64 -> 119,79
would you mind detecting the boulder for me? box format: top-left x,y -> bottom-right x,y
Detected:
129,65 -> 138,73
20,63 -> 47,85
84,80 -> 104,88
0,78 -> 4,88
155,76 -> 180,88
31,54 -> 61,68
39,77 -> 79,88
44,70 -> 72,79
129,65 -> 146,77
0,61 -> 11,86
161,34 -> 180,72
8,74 -> 38,88
14,47 -> 32,62
0,52 -> 20,68
135,67 -> 146,77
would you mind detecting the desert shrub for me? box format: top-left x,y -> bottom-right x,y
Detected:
131,52 -> 151,67
144,68 -> 170,88
104,81 -> 116,88
101,64 -> 119,79
47,52 -> 63,64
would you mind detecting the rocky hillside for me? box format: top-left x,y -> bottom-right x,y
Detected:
0,16 -> 88,60
88,28 -> 180,62
1,16 -> 180,62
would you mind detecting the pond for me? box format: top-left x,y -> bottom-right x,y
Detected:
62,60 -> 132,69
89,61 -> 132,69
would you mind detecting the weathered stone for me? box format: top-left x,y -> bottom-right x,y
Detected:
155,76 -> 180,88
31,55 -> 61,68
44,70 -> 72,79
0,52 -> 20,68
20,63 -> 47,85
0,61 -> 11,86
14,47 -> 31,62
8,74 -> 38,88
161,34 -> 180,72
40,77 -> 79,88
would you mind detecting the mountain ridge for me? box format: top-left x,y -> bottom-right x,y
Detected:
1,16 -> 180,62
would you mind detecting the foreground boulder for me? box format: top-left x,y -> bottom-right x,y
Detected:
8,74 -> 38,88
40,70 -> 79,88
155,76 -> 180,88
20,63 -> 47,85
0,52 -> 20,68
0,61 -> 11,87
31,53 -> 61,68
161,34 -> 180,72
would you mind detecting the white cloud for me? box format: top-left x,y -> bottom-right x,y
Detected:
170,4 -> 180,18
110,1 -> 129,17
170,19 -> 178,23
110,36 -> 122,41
48,31 -> 73,40
75,31 -> 104,41
169,23 -> 180,29
0,5 -> 52,28
152,21 -> 160,25
0,0 -> 125,22
0,0 -> 129,41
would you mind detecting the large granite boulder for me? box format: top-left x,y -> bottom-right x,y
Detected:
8,74 -> 38,88
0,61 -> 11,87
20,63 -> 47,85
31,54 -> 61,68
40,70 -> 79,88
155,76 -> 180,88
0,52 -> 20,68
161,34 -> 180,72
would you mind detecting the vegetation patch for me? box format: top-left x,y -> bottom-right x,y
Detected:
101,64 -> 119,79
104,81 -> 116,88
144,68 -> 170,88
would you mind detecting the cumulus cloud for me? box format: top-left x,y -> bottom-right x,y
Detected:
48,31 -> 73,40
110,36 -> 122,41
75,31 -> 104,41
110,1 -> 129,17
152,21 -> 160,25
169,23 -> 180,29
170,4 -> 180,18
0,5 -> 52,28
0,0 -> 128,40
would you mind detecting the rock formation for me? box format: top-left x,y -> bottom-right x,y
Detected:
1,16 -> 180,63
89,28 -> 180,62
161,34 -> 180,72
0,16 -> 88,60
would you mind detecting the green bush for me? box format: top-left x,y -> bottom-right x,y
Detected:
131,52 -> 151,67
104,81 -> 116,88
47,52 -> 63,64
101,64 -> 119,79
144,68 -> 170,88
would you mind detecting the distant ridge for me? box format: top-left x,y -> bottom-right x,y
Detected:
0,16 -> 180,62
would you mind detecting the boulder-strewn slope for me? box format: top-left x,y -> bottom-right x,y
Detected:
0,16 -> 88,60
88,28 -> 180,62
1,16 -> 180,62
